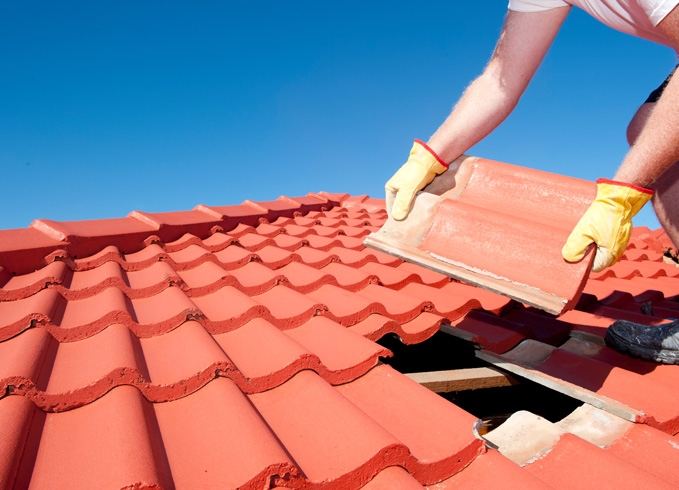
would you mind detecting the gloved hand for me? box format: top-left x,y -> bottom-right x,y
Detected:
562,178 -> 654,272
385,139 -> 449,220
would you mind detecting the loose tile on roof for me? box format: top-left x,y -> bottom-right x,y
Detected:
367,155 -> 597,315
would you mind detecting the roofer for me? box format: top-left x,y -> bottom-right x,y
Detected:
385,0 -> 679,364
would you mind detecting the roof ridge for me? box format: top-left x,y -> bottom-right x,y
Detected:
0,193 -> 349,275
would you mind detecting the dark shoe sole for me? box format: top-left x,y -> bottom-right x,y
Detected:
605,328 -> 679,365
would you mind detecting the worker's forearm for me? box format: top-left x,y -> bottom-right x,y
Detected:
614,72 -> 679,187
426,71 -> 520,163
424,8 -> 570,164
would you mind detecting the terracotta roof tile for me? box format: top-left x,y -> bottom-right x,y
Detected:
1,191 -> 679,488
347,312 -> 444,344
438,281 -> 515,315
419,198 -> 588,303
0,228 -> 64,276
307,284 -> 386,325
159,231 -> 236,252
224,222 -> 257,238
154,377 -> 299,490
0,261 -> 68,301
363,466 -> 425,489
301,233 -> 340,250
55,261 -> 179,300
212,244 -> 257,269
165,243 -> 214,268
398,282 -> 482,321
334,364 -> 485,483
359,261 -> 423,289
430,448 -> 551,489
316,261 -> 379,291
272,233 -> 308,250
285,317 -> 390,375
606,424 -> 679,486
0,288 -> 59,340
13,386 -> 173,490
250,370 -> 410,487
289,245 -> 339,267
212,318 -> 310,381
176,261 -> 264,296
226,261 -> 284,292
367,156 -> 596,315
535,349 -> 679,433
525,433 -> 677,489
0,328 -> 51,394
355,283 -> 434,320
191,286 -> 266,331
564,340 -> 679,395
0,395 -> 34,489
450,309 -> 527,353
393,261 -> 451,287
253,222 -> 284,237
253,284 -> 327,327
624,247 -> 667,261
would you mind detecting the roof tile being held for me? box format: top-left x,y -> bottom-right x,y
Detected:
366,155 -> 598,315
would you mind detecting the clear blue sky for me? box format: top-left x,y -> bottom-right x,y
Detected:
1,1 -> 676,230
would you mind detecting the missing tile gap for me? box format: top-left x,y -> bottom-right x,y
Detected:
377,331 -> 583,426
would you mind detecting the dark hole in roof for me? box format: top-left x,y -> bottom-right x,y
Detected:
378,329 -> 583,426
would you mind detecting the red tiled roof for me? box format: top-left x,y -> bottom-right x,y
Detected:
1,192 -> 679,489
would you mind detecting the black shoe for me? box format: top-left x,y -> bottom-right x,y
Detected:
605,319 -> 679,364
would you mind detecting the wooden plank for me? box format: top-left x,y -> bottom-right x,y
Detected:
477,343 -> 644,423
405,367 -> 518,393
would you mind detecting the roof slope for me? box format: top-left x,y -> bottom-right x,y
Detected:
1,193 -> 679,489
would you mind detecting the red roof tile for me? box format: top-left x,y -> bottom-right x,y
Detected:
1,192 -> 679,489
369,156 -> 598,315
606,423 -> 679,486
536,349 -> 679,433
525,433 -> 677,489
430,448 -> 551,489
363,466 -> 425,489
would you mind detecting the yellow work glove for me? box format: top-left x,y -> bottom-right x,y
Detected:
385,139 -> 449,220
562,178 -> 654,272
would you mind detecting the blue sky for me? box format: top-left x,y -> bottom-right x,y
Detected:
1,2 -> 676,230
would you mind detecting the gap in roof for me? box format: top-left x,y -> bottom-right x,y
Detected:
377,330 -> 484,374
448,381 -> 584,433
378,328 -> 584,433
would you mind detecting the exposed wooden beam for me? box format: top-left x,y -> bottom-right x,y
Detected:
477,342 -> 644,423
406,366 -> 518,393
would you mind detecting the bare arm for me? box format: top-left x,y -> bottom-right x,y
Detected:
427,7 -> 571,163
614,6 -> 679,186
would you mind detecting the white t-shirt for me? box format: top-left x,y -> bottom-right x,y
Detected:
508,0 -> 679,46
